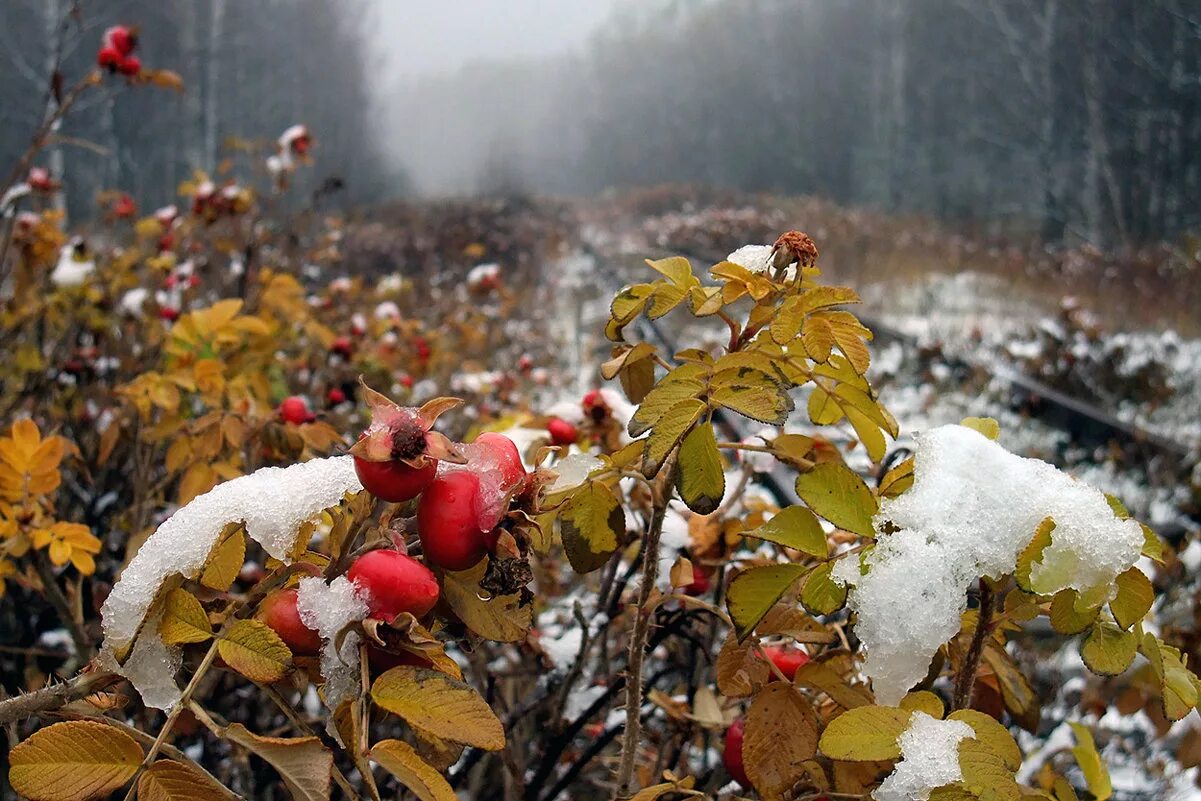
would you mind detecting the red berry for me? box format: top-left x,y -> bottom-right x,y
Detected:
354,456 -> 436,503
331,336 -> 353,358
473,432 -> 526,491
97,46 -> 121,70
278,396 -> 312,425
723,717 -> 749,787
517,355 -> 534,372
117,55 -> 141,76
398,374 -> 414,389
762,645 -> 810,681
328,387 -> 347,405
682,564 -> 711,596
546,417 -> 578,447
259,588 -> 321,655
417,471 -> 490,571
159,306 -> 179,322
582,389 -> 610,423
113,195 -> 136,218
104,25 -> 136,56
347,550 -> 440,622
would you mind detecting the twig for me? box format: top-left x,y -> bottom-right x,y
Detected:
32,550 -> 92,664
951,580 -> 995,711
0,669 -> 116,726
613,457 -> 676,799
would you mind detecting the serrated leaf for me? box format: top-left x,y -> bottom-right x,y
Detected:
370,739 -> 456,801
747,505 -> 827,557
620,356 -> 656,405
878,457 -> 914,499
948,710 -> 1022,770
710,384 -> 794,429
1049,589 -> 1099,635
1015,518 -> 1054,593
1141,633 -> 1199,720
800,286 -> 861,314
600,343 -> 657,380
958,738 -> 1022,801
900,691 -> 944,719
223,723 -> 331,801
1140,523 -> 1165,563
371,667 -> 504,750
218,618 -> 292,683
628,375 -> 705,438
610,283 -> 653,325
647,281 -> 689,319
675,423 -> 724,515
1110,567 -> 1153,631
801,315 -> 836,362
137,759 -> 238,801
643,398 -> 706,477
807,386 -> 844,425
794,660 -> 872,709
645,256 -> 696,288
716,635 -> 772,697
818,706 -> 911,761
1068,723 -> 1112,801
200,524 -> 245,591
1080,621 -> 1137,676
744,683 -> 819,799
794,462 -> 877,537
559,480 -> 625,573
801,561 -> 847,615
441,561 -> 533,642
158,589 -> 213,645
9,720 -> 144,801
845,406 -> 887,462
726,564 -> 807,640
772,296 -> 806,344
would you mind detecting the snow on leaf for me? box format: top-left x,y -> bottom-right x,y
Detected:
100,456 -> 362,708
873,712 -> 975,801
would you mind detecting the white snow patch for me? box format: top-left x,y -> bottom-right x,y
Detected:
835,424 -> 1143,704
549,453 -> 604,493
100,456 -> 362,708
726,244 -> 774,273
296,575 -> 370,715
875,712 -> 975,801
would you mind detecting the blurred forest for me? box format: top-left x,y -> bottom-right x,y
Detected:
0,0 -> 391,220
392,0 -> 1201,248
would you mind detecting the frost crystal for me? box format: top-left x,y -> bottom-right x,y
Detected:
100,456 -> 362,708
835,424 -> 1144,705
875,712 -> 975,801
296,575 -> 370,715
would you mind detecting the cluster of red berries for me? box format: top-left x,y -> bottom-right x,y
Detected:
96,25 -> 141,76
27,167 -> 58,193
111,194 -> 136,220
191,181 -> 252,222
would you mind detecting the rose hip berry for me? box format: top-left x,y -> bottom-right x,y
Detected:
347,550 -> 440,623
417,470 -> 490,571
474,432 -> 526,491
762,645 -> 810,681
258,588 -> 321,655
547,417 -> 578,446
278,396 -> 313,425
723,717 -> 749,787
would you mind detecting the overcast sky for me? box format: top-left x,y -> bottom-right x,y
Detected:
368,1 -> 622,79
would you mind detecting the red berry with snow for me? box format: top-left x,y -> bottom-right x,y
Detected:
258,588 -> 321,655
473,432 -> 526,491
723,717 -> 749,787
278,396 -> 313,425
417,470 -> 490,571
347,550 -> 440,623
104,25 -> 136,56
547,417 -> 578,446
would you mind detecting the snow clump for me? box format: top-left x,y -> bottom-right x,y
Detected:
835,424 -> 1144,705
875,712 -> 975,801
296,575 -> 370,715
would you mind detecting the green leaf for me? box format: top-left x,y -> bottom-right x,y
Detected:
1068,723 -> 1112,801
726,564 -> 807,640
628,374 -> 705,437
559,481 -> 625,573
642,398 -> 706,477
1049,589 -> 1100,635
747,506 -> 827,557
675,423 -> 724,515
794,462 -> 877,537
1110,567 -> 1153,630
801,561 -> 848,615
818,706 -> 911,761
1080,621 -> 1138,676
1140,523 -> 1165,563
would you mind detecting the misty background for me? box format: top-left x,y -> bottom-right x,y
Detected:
3,0 -> 1200,248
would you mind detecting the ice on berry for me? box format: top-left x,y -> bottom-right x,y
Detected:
438,440 -> 515,530
100,456 -> 363,708
834,424 -> 1144,705
296,575 -> 370,715
875,712 -> 975,801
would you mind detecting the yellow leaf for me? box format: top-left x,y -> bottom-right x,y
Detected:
222,723 -> 331,801
441,561 -> 533,642
801,561 -> 847,615
371,666 -> 505,751
1080,621 -> 1137,676
218,618 -> 292,683
947,710 -> 1023,771
710,383 -> 794,426
747,505 -> 827,557
9,720 -> 143,801
794,661 -> 872,709
794,462 -> 877,537
628,374 -> 705,437
200,525 -> 246,592
674,423 -> 724,515
801,315 -> 836,362
957,738 -> 1022,801
1015,518 -> 1055,593
818,706 -> 911,761
643,398 -> 706,477
158,589 -> 213,645
178,463 -> 216,505
1109,567 -> 1153,630
1068,723 -> 1112,801
960,417 -> 1000,440
899,691 -> 944,719
137,759 -> 237,801
744,683 -> 819,800
559,480 -> 625,573
369,739 -> 456,801
644,256 -> 697,288
726,564 -> 807,640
